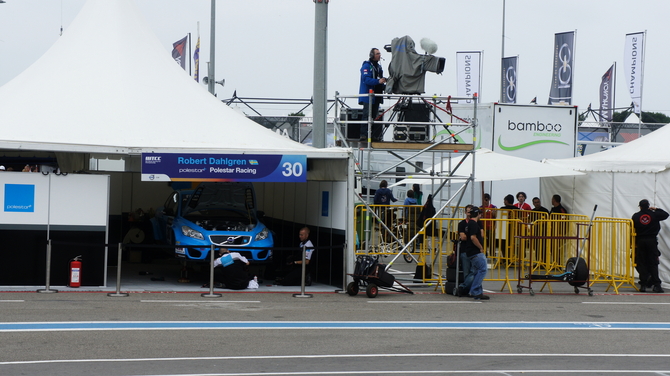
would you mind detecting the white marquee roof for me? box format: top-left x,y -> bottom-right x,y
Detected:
0,0 -> 346,159
544,123 -> 670,173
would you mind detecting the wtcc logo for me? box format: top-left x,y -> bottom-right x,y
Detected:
145,156 -> 162,164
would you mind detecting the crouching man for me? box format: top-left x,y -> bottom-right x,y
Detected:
213,248 -> 253,290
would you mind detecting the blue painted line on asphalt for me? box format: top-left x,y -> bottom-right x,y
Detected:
1,321 -> 670,332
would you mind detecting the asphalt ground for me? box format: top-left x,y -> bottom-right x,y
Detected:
1,283 -> 669,376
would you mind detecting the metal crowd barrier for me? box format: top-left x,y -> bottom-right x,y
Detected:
354,205 -> 639,294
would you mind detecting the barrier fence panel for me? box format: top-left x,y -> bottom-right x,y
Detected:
354,204 -> 422,259
353,205 -> 637,294
590,217 -> 636,293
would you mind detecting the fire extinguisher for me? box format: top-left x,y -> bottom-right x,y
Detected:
69,255 -> 82,288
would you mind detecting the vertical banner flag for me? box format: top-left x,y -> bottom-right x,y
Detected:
599,64 -> 615,122
624,32 -> 644,114
548,31 -> 575,105
456,51 -> 481,103
500,56 -> 518,104
171,35 -> 188,69
193,36 -> 201,82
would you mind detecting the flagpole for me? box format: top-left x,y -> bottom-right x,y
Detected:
608,60 -> 616,132
479,50 -> 483,103
638,30 -> 647,138
500,0 -> 506,102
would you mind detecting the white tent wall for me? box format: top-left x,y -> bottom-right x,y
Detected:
256,181 -> 347,231
541,171 -> 670,288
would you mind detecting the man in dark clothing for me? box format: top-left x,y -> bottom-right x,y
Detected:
464,207 -> 489,300
498,194 -> 517,262
211,248 -> 252,290
456,205 -> 474,296
531,197 -> 550,214
501,194 -> 516,211
632,199 -> 669,293
359,48 -> 386,141
549,194 -> 568,215
373,180 -> 398,241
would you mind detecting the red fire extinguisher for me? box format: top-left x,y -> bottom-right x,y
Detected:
69,255 -> 82,288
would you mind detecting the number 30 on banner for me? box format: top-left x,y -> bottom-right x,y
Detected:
281,162 -> 304,177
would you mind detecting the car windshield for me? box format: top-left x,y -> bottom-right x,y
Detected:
184,208 -> 252,222
182,183 -> 254,218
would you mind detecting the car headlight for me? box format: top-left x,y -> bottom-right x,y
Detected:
181,225 -> 204,240
255,227 -> 270,241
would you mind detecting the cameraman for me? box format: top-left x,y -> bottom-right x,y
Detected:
358,48 -> 386,141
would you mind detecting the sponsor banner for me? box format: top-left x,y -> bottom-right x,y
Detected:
492,103 -> 576,158
599,64 -> 615,122
193,36 -> 200,82
624,32 -> 644,114
4,184 -> 35,212
500,56 -> 518,104
491,103 -> 577,202
456,51 -> 481,103
141,153 -> 307,182
548,31 -> 575,105
171,35 -> 188,69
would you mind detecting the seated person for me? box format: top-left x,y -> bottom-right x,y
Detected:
276,227 -> 314,286
211,248 -> 253,290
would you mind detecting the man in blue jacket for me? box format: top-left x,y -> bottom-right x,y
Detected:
359,48 -> 386,141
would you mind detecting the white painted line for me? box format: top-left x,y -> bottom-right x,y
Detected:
0,300 -> 24,303
78,371 -> 670,375
2,353 -> 670,366
140,300 -> 261,303
123,371 -> 670,375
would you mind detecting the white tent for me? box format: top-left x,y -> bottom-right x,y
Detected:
0,0 -> 347,161
0,0 -> 356,287
388,148 -> 584,188
542,123 -> 670,287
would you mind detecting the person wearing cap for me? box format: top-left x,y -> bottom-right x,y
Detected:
632,199 -> 669,293
464,206 -> 489,300
0,165 -> 5,171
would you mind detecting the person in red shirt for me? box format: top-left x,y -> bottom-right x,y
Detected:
514,191 -> 532,210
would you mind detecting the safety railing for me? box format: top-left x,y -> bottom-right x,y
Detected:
590,217 -> 636,293
355,204 -> 423,259
356,205 -> 638,294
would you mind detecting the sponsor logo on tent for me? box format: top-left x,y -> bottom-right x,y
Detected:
4,184 -> 35,213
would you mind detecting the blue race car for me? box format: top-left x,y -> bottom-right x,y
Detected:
154,182 -> 273,262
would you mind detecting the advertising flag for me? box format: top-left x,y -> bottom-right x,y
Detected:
171,35 -> 188,69
456,51 -> 481,103
624,32 -> 644,114
193,36 -> 201,82
500,56 -> 518,104
598,64 -> 615,122
548,31 -> 575,105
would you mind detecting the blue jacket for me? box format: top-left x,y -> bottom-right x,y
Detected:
374,187 -> 397,205
359,60 -> 385,105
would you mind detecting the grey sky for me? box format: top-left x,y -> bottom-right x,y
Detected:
1,0 -> 669,117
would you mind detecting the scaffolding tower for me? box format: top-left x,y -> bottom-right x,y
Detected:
334,91 -> 480,270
